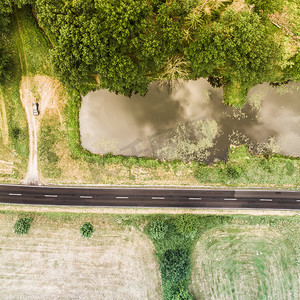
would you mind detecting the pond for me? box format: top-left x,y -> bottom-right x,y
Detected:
80,79 -> 300,163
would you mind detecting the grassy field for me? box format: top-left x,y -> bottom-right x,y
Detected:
0,211 -> 162,299
190,219 -> 300,299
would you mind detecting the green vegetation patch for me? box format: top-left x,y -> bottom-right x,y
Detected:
80,222 -> 94,239
194,145 -> 300,187
28,0 -> 299,107
38,118 -> 62,178
14,217 -> 33,235
143,214 -> 233,299
14,6 -> 52,76
0,13 -> 28,178
190,223 -> 300,299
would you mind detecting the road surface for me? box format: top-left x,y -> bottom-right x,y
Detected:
0,185 -> 300,209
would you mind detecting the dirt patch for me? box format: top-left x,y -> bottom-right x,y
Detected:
0,214 -> 162,299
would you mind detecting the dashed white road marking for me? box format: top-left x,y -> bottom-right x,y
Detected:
152,197 -> 165,200
296,200 -> 300,202
116,196 -> 129,199
189,197 -> 202,200
44,195 -> 58,198
9,193 -> 22,196
224,198 -> 237,201
260,198 -> 272,202
80,196 -> 93,199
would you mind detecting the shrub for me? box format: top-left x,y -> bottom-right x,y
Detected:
285,161 -> 295,176
172,284 -> 194,300
147,220 -> 169,240
160,249 -> 190,282
174,215 -> 199,237
80,222 -> 94,238
14,217 -> 33,235
226,165 -> 242,179
246,0 -> 284,14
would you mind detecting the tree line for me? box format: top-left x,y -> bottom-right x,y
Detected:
1,0 -> 299,105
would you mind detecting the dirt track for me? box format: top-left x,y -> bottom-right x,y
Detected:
19,75 -> 60,185
15,7 -> 62,185
15,8 -> 40,185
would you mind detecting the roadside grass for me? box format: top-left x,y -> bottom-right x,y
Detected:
0,210 -> 162,299
190,220 -> 300,299
193,145 -> 300,188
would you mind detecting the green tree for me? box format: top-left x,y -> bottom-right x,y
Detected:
186,9 -> 281,106
160,249 -> 190,282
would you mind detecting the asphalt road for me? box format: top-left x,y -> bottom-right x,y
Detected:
0,184 -> 300,209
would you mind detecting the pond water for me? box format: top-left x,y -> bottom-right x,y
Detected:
80,79 -> 300,162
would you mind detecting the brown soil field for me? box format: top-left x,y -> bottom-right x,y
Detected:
0,214 -> 162,299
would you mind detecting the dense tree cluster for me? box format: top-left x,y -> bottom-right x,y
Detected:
186,9 -> 281,105
1,0 -> 299,105
34,0 -> 191,95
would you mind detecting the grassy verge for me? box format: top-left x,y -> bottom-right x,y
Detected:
193,145 -> 300,188
223,80 -> 249,108
0,11 -> 29,182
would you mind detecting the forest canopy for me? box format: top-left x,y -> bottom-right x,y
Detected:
1,0 -> 299,106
